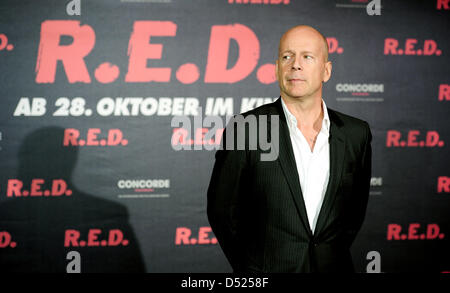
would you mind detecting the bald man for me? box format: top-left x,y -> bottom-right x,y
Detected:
207,25 -> 372,273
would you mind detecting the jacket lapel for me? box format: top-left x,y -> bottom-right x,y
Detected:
314,109 -> 346,236
271,98 -> 346,238
272,98 -> 313,237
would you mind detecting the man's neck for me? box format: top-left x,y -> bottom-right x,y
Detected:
281,94 -> 324,131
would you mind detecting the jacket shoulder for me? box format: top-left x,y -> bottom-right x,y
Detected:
328,108 -> 371,141
239,100 -> 278,117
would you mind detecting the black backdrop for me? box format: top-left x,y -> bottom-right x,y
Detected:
0,0 -> 449,273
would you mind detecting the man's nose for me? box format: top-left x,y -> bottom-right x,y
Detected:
291,56 -> 302,70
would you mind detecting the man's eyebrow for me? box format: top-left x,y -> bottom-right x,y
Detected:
280,49 -> 294,55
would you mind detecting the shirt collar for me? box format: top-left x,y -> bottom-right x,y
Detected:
281,97 -> 330,135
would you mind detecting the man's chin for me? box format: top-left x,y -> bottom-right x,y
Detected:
284,86 -> 308,96
284,91 -> 308,100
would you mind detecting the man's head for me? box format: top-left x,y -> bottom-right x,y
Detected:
276,25 -> 332,102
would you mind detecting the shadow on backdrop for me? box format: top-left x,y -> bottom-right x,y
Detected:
0,127 -> 145,272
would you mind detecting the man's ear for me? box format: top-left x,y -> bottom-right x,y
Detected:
323,61 -> 332,83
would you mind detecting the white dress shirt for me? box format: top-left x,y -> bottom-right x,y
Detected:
281,98 -> 330,234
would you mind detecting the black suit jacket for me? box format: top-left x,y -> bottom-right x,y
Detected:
207,97 -> 372,273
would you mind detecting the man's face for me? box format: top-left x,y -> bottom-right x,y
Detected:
276,27 -> 332,101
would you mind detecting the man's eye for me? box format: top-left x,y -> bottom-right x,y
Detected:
304,55 -> 313,59
282,55 -> 291,60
